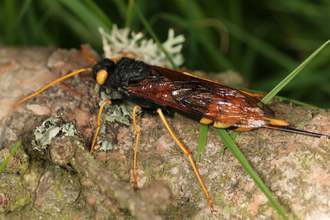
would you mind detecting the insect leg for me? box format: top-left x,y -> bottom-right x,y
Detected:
90,99 -> 112,154
132,105 -> 142,189
233,127 -> 253,131
156,109 -> 216,213
14,68 -> 93,108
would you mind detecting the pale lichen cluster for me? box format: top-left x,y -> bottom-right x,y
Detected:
98,24 -> 185,67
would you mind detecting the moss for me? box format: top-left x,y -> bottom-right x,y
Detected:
182,124 -> 197,135
23,173 -> 37,182
223,201 -> 237,214
161,204 -> 196,219
240,208 -> 251,218
219,175 -> 230,184
245,192 -> 252,200
278,197 -> 291,213
52,184 -> 63,201
0,174 -> 31,212
316,151 -> 330,164
289,151 -> 313,172
215,191 -> 223,203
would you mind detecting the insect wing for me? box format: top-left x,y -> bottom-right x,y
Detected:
128,66 -> 272,128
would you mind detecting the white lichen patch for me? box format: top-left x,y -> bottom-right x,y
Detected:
99,24 -> 185,68
99,140 -> 114,151
98,90 -> 139,126
32,115 -> 77,150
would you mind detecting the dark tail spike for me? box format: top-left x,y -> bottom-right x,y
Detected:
263,125 -> 330,139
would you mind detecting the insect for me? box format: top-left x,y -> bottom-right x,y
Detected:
14,50 -> 330,213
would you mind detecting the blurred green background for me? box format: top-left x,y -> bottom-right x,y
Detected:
1,0 -> 330,108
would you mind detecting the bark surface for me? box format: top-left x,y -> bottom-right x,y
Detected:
1,45 -> 330,220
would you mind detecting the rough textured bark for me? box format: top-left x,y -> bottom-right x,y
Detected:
1,45 -> 330,219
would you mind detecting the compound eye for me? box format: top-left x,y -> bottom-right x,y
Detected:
96,69 -> 108,85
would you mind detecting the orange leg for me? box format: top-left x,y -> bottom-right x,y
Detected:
90,99 -> 112,154
233,127 -> 253,132
156,109 -> 216,213
132,105 -> 142,189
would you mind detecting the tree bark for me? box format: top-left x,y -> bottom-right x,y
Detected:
1,45 -> 330,219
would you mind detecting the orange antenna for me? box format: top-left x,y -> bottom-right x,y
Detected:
81,49 -> 98,65
14,67 -> 93,108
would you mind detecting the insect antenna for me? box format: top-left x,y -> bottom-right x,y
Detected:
81,49 -> 98,65
14,67 -> 93,108
14,48 -> 100,109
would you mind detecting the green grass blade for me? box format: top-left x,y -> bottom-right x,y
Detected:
196,123 -> 208,162
59,0 -> 112,33
42,0 -> 102,46
217,144 -> 227,159
4,0 -> 32,44
197,35 -> 235,70
214,128 -> 288,220
273,95 -> 319,109
229,87 -> 320,108
111,0 -> 127,19
134,5 -> 178,70
156,13 -> 235,70
82,0 -> 113,28
262,40 -> 330,104
218,131 -> 239,159
220,18 -> 297,70
184,0 -> 198,69
0,141 -> 22,174
125,0 -> 135,28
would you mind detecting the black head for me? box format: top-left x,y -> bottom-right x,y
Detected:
92,58 -> 118,85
